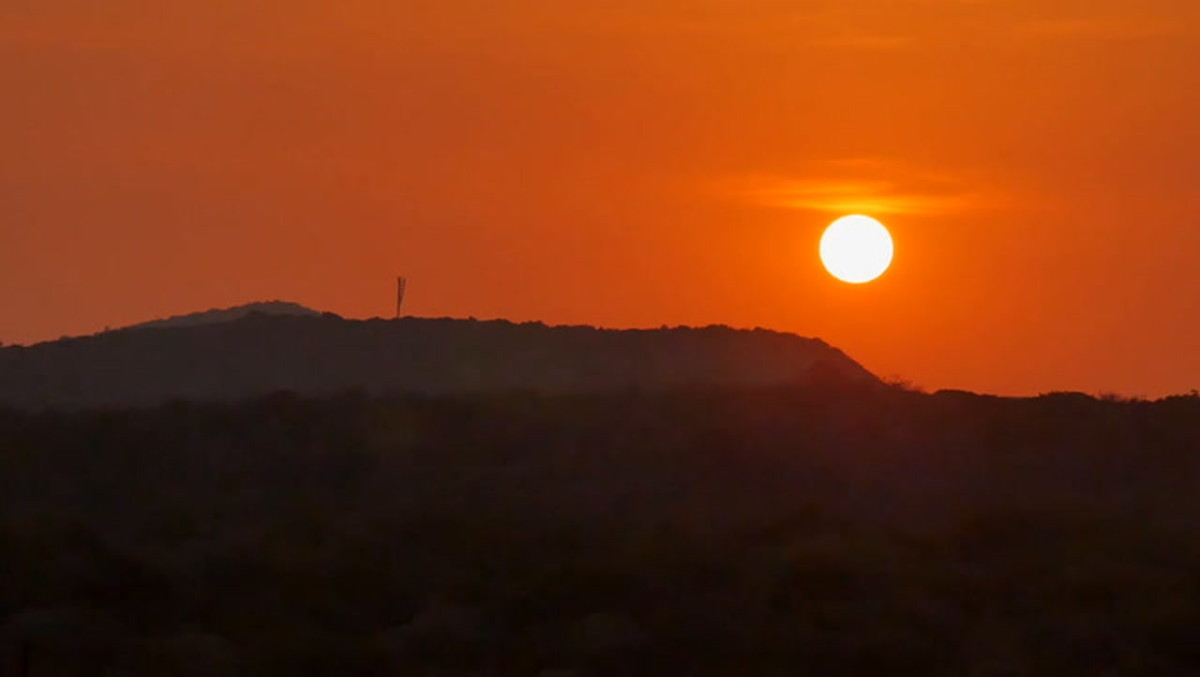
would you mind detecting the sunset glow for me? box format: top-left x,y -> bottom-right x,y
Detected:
4,0 -> 1200,396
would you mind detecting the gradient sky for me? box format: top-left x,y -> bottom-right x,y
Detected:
4,0 -> 1200,396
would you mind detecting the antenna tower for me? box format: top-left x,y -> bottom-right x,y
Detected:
396,277 -> 408,318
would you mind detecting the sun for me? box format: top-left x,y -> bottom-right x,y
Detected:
819,215 -> 894,284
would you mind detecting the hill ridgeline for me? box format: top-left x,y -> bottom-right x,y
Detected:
0,302 -> 879,409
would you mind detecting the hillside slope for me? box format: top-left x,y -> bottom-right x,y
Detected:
122,300 -> 323,331
0,312 -> 879,409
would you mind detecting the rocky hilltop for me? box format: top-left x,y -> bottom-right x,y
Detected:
0,303 -> 879,409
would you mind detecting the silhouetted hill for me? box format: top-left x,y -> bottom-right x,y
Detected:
122,301 -> 324,331
0,311 -> 878,409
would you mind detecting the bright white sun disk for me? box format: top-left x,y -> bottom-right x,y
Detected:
819,215 -> 894,284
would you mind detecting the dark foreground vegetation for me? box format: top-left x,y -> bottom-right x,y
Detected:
3,384 -> 1200,675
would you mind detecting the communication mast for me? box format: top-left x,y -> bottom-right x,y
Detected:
396,277 -> 408,318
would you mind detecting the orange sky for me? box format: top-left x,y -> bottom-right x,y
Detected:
4,0 -> 1200,396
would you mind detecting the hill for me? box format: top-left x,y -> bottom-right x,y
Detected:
0,309 -> 878,409
121,300 -> 324,331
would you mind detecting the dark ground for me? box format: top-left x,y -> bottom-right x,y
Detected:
2,384 -> 1200,675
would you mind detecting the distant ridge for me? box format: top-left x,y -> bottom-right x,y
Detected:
0,309 -> 880,409
122,301 -> 325,332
